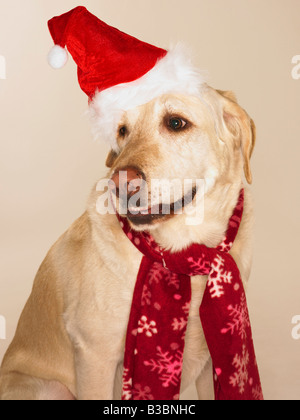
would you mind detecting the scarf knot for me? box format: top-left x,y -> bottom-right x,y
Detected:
119,189 -> 263,400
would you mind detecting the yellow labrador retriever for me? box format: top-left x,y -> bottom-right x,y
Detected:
0,86 -> 255,400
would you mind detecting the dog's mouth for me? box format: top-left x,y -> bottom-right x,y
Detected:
108,169 -> 199,227
125,186 -> 198,226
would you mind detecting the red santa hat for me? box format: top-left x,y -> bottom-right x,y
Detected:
48,6 -> 205,150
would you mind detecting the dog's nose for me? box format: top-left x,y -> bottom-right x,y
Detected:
110,167 -> 144,198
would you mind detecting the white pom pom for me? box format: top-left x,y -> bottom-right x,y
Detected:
47,45 -> 68,69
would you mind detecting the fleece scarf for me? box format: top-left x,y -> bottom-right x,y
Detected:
118,189 -> 263,400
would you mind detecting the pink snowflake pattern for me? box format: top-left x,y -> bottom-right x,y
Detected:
132,384 -> 154,400
144,345 -> 183,388
137,315 -> 158,337
122,368 -> 132,400
221,294 -> 250,339
217,240 -> 233,253
229,345 -> 250,394
187,255 -> 210,276
182,301 -> 191,315
171,317 -> 187,332
148,262 -> 164,285
252,384 -> 264,400
208,254 -> 232,298
141,285 -> 151,306
164,271 -> 180,289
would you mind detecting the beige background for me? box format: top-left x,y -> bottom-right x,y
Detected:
0,0 -> 299,400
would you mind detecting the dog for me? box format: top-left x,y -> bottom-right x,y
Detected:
0,85 -> 256,400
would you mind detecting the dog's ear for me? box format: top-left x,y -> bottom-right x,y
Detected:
106,150 -> 119,168
217,90 -> 256,184
217,90 -> 238,104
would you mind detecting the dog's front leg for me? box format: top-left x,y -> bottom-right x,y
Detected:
74,343 -> 120,400
195,357 -> 214,400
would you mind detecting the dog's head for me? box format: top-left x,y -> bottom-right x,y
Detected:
103,86 -> 255,230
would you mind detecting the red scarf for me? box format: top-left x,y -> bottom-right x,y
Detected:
119,190 -> 263,400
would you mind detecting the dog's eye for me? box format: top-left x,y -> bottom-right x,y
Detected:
119,126 -> 127,137
168,117 -> 187,131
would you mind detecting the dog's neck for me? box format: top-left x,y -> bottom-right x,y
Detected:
150,181 -> 243,252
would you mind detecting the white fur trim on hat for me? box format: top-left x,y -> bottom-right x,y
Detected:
88,44 -> 207,151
